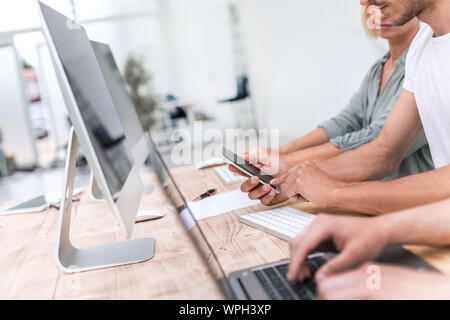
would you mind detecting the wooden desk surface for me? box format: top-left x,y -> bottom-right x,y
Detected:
1,165 -> 450,299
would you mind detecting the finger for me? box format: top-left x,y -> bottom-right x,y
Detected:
248,184 -> 272,200
240,176 -> 260,193
288,164 -> 300,174
260,189 -> 277,206
270,171 -> 289,185
316,247 -> 363,279
261,157 -> 280,176
297,264 -> 311,282
287,223 -> 331,282
246,149 -> 260,165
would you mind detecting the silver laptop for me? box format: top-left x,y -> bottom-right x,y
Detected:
147,136 -> 439,300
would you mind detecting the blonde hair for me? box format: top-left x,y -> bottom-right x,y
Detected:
361,6 -> 378,40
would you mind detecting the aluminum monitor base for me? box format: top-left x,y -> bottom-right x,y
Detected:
56,129 -> 154,273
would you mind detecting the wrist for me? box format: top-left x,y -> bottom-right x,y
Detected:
373,215 -> 396,248
329,181 -> 350,209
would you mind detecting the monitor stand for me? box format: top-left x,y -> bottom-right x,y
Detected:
56,129 -> 154,273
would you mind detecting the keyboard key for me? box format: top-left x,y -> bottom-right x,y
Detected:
254,257 -> 327,300
303,278 -> 317,296
276,263 -> 289,278
306,260 -> 320,274
254,270 -> 279,300
291,283 -> 314,300
263,268 -> 294,300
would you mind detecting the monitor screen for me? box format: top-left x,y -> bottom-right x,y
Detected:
40,3 -> 133,196
91,41 -> 145,149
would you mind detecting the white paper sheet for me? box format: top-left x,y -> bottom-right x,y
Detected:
187,189 -> 259,221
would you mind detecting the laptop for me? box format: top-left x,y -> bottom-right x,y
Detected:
147,136 -> 439,300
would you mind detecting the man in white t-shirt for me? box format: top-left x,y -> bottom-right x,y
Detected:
236,0 -> 450,215
287,0 -> 450,300
231,0 -> 450,299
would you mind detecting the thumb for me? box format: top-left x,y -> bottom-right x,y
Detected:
261,156 -> 281,176
270,171 -> 288,185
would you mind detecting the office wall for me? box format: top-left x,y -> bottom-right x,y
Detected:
157,0 -> 236,118
0,45 -> 37,168
237,0 -> 387,141
160,0 -> 388,142
84,17 -> 169,95
80,0 -> 170,95
0,0 -> 73,33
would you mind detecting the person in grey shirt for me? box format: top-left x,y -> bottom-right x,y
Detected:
277,12 -> 434,180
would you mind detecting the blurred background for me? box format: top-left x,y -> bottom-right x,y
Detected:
0,0 -> 387,202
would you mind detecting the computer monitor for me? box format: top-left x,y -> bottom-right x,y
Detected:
90,41 -> 153,199
39,1 -> 154,272
90,40 -> 231,292
90,41 -> 146,156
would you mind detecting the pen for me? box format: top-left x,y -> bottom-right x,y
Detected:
192,189 -> 217,202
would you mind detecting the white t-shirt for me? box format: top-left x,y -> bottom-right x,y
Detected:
404,24 -> 450,169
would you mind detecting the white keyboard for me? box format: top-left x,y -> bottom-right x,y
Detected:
240,207 -> 316,241
214,166 -> 246,185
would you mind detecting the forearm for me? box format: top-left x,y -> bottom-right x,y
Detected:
316,140 -> 402,183
280,128 -> 329,154
378,198 -> 450,247
316,90 -> 423,183
283,143 -> 341,167
331,165 -> 450,215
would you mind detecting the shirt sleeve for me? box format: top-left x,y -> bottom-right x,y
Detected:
403,24 -> 431,93
319,73 -> 369,140
403,49 -> 416,93
328,93 -> 399,152
404,131 -> 429,158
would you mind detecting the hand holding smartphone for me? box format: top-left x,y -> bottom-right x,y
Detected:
221,147 -> 280,194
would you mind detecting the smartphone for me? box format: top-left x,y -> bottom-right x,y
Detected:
221,147 -> 280,194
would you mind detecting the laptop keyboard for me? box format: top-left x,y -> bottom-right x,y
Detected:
253,255 -> 328,300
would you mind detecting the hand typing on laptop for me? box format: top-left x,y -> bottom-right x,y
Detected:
288,200 -> 450,299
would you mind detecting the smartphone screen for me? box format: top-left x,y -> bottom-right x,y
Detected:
222,147 -> 275,185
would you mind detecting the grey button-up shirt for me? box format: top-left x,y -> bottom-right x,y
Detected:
319,48 -> 434,180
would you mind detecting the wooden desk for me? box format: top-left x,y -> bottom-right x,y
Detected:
0,170 -> 223,299
1,165 -> 450,299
